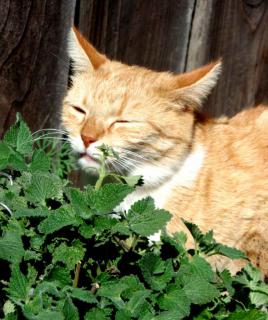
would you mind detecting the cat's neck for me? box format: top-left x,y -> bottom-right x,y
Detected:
130,121 -> 209,190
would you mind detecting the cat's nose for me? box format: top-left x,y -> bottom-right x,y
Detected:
81,134 -> 96,148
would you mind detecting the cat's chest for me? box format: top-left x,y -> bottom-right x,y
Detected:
115,145 -> 205,213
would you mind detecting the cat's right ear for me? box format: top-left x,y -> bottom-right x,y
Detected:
68,27 -> 108,72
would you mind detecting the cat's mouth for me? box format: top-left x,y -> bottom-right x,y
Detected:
80,153 -> 97,162
78,152 -> 101,169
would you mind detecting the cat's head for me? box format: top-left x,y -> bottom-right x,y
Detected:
62,27 -> 221,186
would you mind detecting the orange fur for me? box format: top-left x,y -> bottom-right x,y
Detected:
62,29 -> 268,277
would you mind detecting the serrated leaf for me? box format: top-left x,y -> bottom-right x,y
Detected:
69,188 -> 92,219
219,269 -> 235,296
30,149 -> 50,173
214,244 -> 247,260
89,183 -> 133,214
63,297 -> 79,320
0,226 -> 24,264
125,290 -> 151,317
8,152 -> 27,171
6,265 -> 28,301
178,256 -> 215,284
85,308 -> 110,320
71,287 -> 97,303
52,241 -> 86,270
97,282 -> 128,309
25,172 -> 63,205
115,309 -> 132,320
14,207 -> 49,218
0,142 -> 12,170
183,277 -> 219,305
3,114 -> 33,155
79,223 -> 95,239
226,310 -> 268,320
47,266 -> 72,287
158,289 -> 190,318
139,253 -> 174,291
128,197 -> 171,236
38,207 -> 81,234
23,309 -> 64,320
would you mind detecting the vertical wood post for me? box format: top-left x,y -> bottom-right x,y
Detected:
0,0 -> 75,137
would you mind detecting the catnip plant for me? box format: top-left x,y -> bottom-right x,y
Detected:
0,115 -> 267,320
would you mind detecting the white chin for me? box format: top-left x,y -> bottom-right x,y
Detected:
78,156 -> 100,170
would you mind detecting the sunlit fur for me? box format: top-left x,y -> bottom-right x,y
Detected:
62,28 -> 268,277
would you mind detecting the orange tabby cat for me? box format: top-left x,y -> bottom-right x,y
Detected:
62,28 -> 268,277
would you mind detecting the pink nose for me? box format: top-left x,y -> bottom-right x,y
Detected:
81,134 -> 96,148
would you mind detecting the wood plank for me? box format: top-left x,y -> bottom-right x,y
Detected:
77,0 -> 195,72
187,0 -> 268,117
0,0 -> 75,137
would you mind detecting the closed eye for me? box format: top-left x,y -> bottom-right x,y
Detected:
71,105 -> 87,115
115,120 -> 130,123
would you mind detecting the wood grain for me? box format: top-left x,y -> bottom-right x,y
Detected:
77,0 -> 195,72
0,0 -> 75,137
190,0 -> 268,117
77,0 -> 268,117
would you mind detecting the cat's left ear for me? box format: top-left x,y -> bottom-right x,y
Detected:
166,61 -> 222,109
68,26 -> 108,72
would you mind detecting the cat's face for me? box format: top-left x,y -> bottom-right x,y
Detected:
62,28 -> 221,186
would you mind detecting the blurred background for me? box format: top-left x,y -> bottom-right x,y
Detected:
0,0 -> 268,135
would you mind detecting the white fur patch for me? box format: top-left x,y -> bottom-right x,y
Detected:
117,145 -> 206,212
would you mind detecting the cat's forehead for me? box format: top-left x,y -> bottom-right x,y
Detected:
73,64 -> 164,111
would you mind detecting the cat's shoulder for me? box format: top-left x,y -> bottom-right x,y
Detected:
229,104 -> 268,128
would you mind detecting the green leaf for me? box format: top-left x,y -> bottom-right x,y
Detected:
30,149 -> 50,173
52,241 -> 86,270
25,172 -> 63,205
89,183 -> 133,214
38,207 -> 81,234
219,269 -> 235,296
14,207 -> 49,218
115,310 -> 132,320
6,265 -> 28,301
139,253 -> 174,291
63,297 -> 79,320
125,290 -> 150,317
71,288 -> 97,303
8,152 -> 27,171
183,277 -> 219,305
177,256 -> 215,284
128,197 -> 171,236
46,266 -> 72,287
0,225 -> 24,264
79,223 -> 95,239
214,244 -> 247,260
3,114 -> 33,155
121,175 -> 142,187
0,142 -> 12,170
158,288 -> 190,318
85,308 -> 110,320
226,310 -> 268,320
97,281 -> 128,309
69,188 -> 92,219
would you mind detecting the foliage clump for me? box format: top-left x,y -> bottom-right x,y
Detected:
0,115 -> 267,319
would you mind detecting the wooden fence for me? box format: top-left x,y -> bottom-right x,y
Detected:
1,0 -> 268,136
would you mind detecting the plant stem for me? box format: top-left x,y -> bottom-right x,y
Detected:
95,155 -> 106,190
73,260 -> 81,288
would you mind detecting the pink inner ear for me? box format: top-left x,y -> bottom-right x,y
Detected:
73,26 -> 107,70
